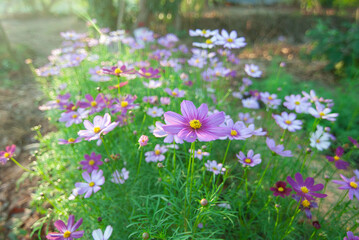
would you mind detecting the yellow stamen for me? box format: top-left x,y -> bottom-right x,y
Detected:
230,130 -> 238,136
202,29 -> 207,34
212,167 -> 218,171
94,127 -> 101,133
319,112 -> 325,117
89,182 -> 95,187
268,96 -> 273,100
285,120 -> 291,125
89,160 -> 95,166
63,231 -> 71,238
197,150 -> 202,154
350,182 -> 358,189
91,101 -> 97,107
334,155 -> 340,161
195,59 -> 200,63
227,38 -> 233,43
152,111 -> 157,114
278,187 -> 284,192
71,106 -> 77,111
205,39 -> 212,44
56,99 -> 60,103
316,139 -> 320,143
96,70 -> 102,74
68,138 -> 75,143
302,199 -> 310,208
121,101 -> 128,108
295,101 -> 300,105
155,150 -> 161,155
4,153 -> 10,158
114,68 -> 122,74
72,114 -> 78,119
172,91 -> 178,96
301,186 -> 309,194
189,119 -> 202,129
145,72 -> 152,76
244,158 -> 252,163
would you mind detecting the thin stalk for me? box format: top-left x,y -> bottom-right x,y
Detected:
280,198 -> 302,240
10,158 -> 32,172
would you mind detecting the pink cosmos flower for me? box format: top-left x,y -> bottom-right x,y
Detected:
205,160 -> 225,175
160,97 -> 171,105
58,137 -> 82,145
111,168 -> 129,184
283,94 -> 310,113
237,149 -> 261,167
143,80 -> 162,89
266,138 -> 293,157
153,121 -> 184,144
273,112 -> 303,132
145,144 -> 168,162
164,88 -> 185,98
137,67 -> 161,78
260,92 -> 281,109
0,145 -> 16,165
78,113 -> 118,145
344,231 -> 359,240
111,95 -> 138,115
221,119 -> 252,140
46,215 -> 84,240
190,148 -> 210,160
102,65 -> 135,76
138,135 -> 149,146
270,181 -> 292,198
215,29 -> 246,49
238,112 -> 254,124
80,152 -> 103,173
75,170 -> 105,198
147,107 -> 164,118
59,109 -> 89,127
162,100 -> 229,142
244,64 -> 262,78
308,103 -> 338,122
81,94 -> 107,114
332,174 -> 359,200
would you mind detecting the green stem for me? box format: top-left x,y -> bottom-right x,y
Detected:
10,158 -> 32,172
137,147 -> 144,177
300,151 -> 310,173
323,192 -> 348,219
280,198 -> 302,240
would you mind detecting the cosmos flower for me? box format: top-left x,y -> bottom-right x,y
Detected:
75,170 -> 105,198
332,174 -> 359,200
0,145 -> 16,165
260,92 -> 281,109
326,146 -> 349,170
145,144 -> 167,162
153,121 -> 184,144
348,137 -> 359,148
143,80 -> 162,89
164,88 -> 185,98
190,148 -> 210,160
215,29 -> 246,49
59,109 -> 90,127
310,125 -> 331,151
244,64 -> 262,78
147,107 -> 164,117
111,95 -> 138,115
102,65 -> 135,76
46,215 -> 84,240
143,96 -> 158,104
92,225 -> 113,240
189,29 -> 218,37
221,119 -> 252,140
137,67 -> 161,78
160,97 -> 171,105
344,231 -> 359,240
193,36 -> 217,49
236,149 -> 261,167
111,168 -> 129,184
138,135 -> 149,146
81,94 -> 107,114
162,100 -> 229,142
292,195 -> 318,219
266,138 -> 293,157
80,152 -> 103,173
270,181 -> 292,198
58,137 -> 82,145
238,112 -> 254,124
242,97 -> 260,109
308,103 -> 338,122
287,173 -> 327,200
188,56 -> 206,68
273,112 -> 303,132
205,160 -> 225,175
283,94 -> 310,113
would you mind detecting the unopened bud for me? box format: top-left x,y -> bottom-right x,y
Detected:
200,198 -> 208,206
157,162 -> 164,168
306,148 -> 312,153
97,217 -> 102,222
142,232 -> 149,239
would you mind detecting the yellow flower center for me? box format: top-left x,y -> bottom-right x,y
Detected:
212,167 -> 218,171
278,187 -> 284,192
295,101 -> 300,105
319,112 -> 325,117
302,199 -> 311,208
316,139 -> 320,143
155,150 -> 161,155
301,186 -> 309,194
121,101 -> 128,108
89,182 -> 95,187
268,96 -> 273,100
172,91 -> 178,96
334,155 -> 340,161
68,138 -> 75,143
91,101 -> 97,107
145,72 -> 152,76
285,120 -> 292,125
197,150 -> 202,154
350,182 -> 358,189
63,231 -> 71,238
94,127 -> 101,133
89,160 -> 95,166
72,114 -> 78,119
195,59 -> 200,63
71,106 -> 77,111
114,68 -> 122,74
202,29 -> 207,34
205,39 -> 212,44
56,99 -> 60,103
96,70 -> 102,74
152,111 -> 157,114
189,119 -> 202,129
244,158 -> 252,163
4,153 -> 10,158
227,38 -> 233,43
230,130 -> 238,136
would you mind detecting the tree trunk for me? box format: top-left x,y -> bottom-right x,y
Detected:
88,0 -> 117,30
134,0 -> 150,28
117,0 -> 126,29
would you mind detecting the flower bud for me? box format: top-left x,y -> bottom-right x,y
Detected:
157,162 -> 164,168
200,198 -> 208,206
142,232 -> 150,239
138,135 -> 149,147
312,221 -> 321,229
96,87 -> 101,92
97,217 -> 102,222
306,148 -> 312,153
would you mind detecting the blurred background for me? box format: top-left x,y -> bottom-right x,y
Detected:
1,0 -> 358,239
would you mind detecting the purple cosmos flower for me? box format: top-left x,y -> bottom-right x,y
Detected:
137,67 -> 161,78
344,231 -> 359,240
111,168 -> 129,184
0,145 -> 16,165
143,80 -> 162,89
59,109 -> 89,127
162,100 -> 229,142
111,95 -> 138,114
164,88 -> 185,98
147,107 -> 164,118
205,160 -> 225,175
215,29 -> 246,49
245,64 -> 262,78
75,170 -> 105,198
143,96 -> 158,104
308,103 -> 338,122
292,194 -> 318,219
58,137 -> 82,145
302,90 -> 319,103
102,65 -> 135,76
236,149 -> 261,167
80,152 -> 103,173
222,119 -> 252,140
273,112 -> 303,132
326,146 -> 349,170
348,137 -> 359,148
287,173 -> 327,200
78,113 -> 118,145
260,92 -> 281,109
190,148 -> 210,160
270,181 -> 292,198
247,124 -> 267,136
266,138 -> 293,157
332,174 -> 359,200
139,135 -> 149,146
242,97 -> 260,109
46,215 -> 84,240
145,144 -> 168,162
188,56 -> 206,68
82,94 -> 106,114
283,94 -> 310,113
92,225 -> 113,240
160,97 -> 171,105
153,121 -> 184,144
238,112 -> 254,124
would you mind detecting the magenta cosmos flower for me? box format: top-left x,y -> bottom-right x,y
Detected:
344,231 -> 359,240
266,138 -> 293,157
162,100 -> 229,142
287,173 -> 327,200
348,137 -> 359,148
78,113 -> 118,145
137,67 -> 161,78
164,88 -> 185,98
58,137 -> 81,145
102,65 -> 135,76
332,174 -> 359,200
326,146 -> 349,170
270,181 -> 292,198
75,170 -> 105,198
81,94 -> 107,115
80,152 -> 103,173
0,144 -> 16,165
46,215 -> 84,240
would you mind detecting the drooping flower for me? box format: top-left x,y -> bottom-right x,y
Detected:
162,100 -> 229,142
92,225 -> 113,240
308,103 -> 338,122
332,174 -> 359,200
80,152 -> 103,173
205,160 -> 225,175
244,64 -> 262,78
137,67 -> 161,78
287,173 -> 327,200
153,121 -> 184,144
58,137 -> 82,145
46,215 -> 84,240
138,135 -> 149,146
326,146 -> 349,170
236,149 -> 261,167
270,181 -> 292,198
283,94 -> 310,113
292,194 -> 318,219
147,107 -> 164,118
344,231 -> 359,240
78,113 -> 118,145
310,125 -> 331,151
273,112 -> 302,132
215,29 -> 246,49
111,168 -> 129,184
266,138 -> 293,157
0,145 -> 16,165
75,170 -> 105,198
164,88 -> 185,98
145,144 -> 168,162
